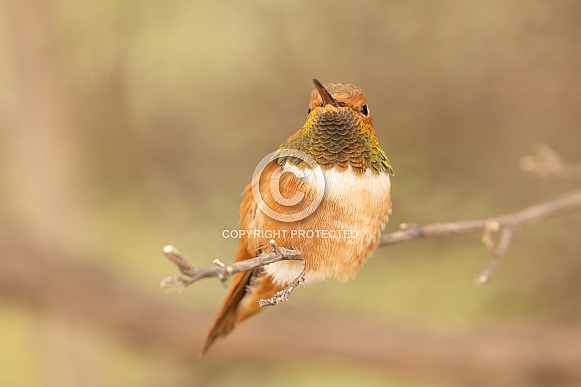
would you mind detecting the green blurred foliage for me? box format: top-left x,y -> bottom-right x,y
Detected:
1,0 -> 580,386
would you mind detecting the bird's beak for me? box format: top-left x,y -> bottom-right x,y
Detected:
313,79 -> 340,107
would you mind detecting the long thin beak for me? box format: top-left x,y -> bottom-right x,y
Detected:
313,79 -> 339,107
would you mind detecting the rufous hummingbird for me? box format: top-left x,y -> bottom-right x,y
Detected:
201,79 -> 393,354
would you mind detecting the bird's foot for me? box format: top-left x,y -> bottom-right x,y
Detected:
258,268 -> 306,307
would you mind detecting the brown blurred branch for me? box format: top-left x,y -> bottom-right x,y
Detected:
520,144 -> 581,180
1,244 -> 581,385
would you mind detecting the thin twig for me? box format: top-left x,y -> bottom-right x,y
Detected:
475,226 -> 513,286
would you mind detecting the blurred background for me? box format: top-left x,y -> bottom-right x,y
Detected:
1,0 -> 581,386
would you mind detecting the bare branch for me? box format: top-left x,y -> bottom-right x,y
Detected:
161,146 -> 581,292
161,188 -> 581,292
379,188 -> 581,248
379,188 -> 581,282
160,241 -> 302,292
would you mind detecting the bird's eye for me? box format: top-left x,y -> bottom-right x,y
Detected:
359,104 -> 370,117
307,104 -> 311,115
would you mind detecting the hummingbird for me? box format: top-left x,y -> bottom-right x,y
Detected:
201,79 -> 393,354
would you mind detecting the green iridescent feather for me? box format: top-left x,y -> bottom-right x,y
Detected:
275,107 -> 393,175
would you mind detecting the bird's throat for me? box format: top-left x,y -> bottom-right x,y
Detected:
277,107 -> 392,175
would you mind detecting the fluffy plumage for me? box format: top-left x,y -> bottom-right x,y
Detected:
201,81 -> 393,355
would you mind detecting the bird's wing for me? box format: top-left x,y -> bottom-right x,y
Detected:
200,162 -> 287,355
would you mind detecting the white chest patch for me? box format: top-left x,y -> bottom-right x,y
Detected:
263,166 -> 392,285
